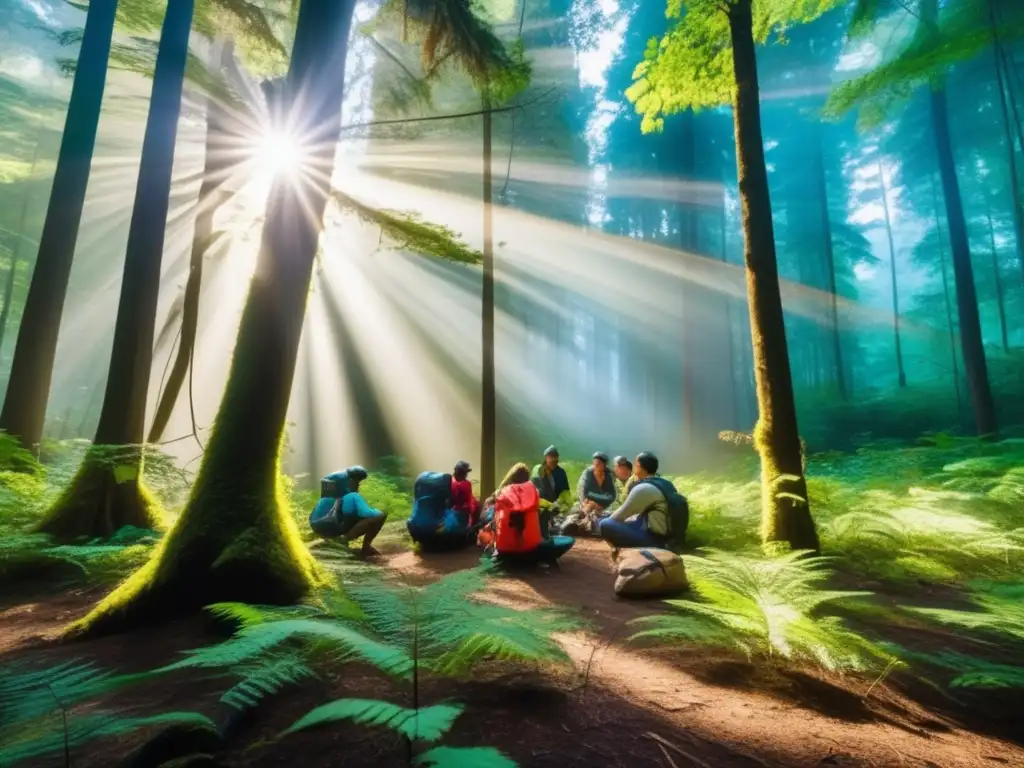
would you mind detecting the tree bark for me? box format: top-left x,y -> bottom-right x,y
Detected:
148,41 -> 237,444
480,89 -> 496,498
986,203 -> 1009,352
878,159 -> 906,388
932,177 -> 963,422
0,0 -> 117,451
71,0 -> 358,636
37,0 -> 196,541
728,0 -> 818,552
813,133 -> 846,400
930,82 -> 998,437
0,138 -> 42,358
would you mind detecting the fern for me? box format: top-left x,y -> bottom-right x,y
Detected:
907,583 -> 1024,644
631,549 -> 894,673
282,699 -> 463,741
415,746 -> 518,767
220,653 -> 317,711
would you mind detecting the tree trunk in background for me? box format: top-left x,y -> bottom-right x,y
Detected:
932,178 -> 963,422
877,159 -> 906,388
0,0 -> 117,452
930,82 -> 998,437
37,0 -> 196,541
481,90 -> 496,499
148,41 -> 236,444
990,37 -> 1024,285
0,138 -> 42,356
73,0 -> 357,636
813,134 -> 846,400
720,201 -> 739,430
680,113 -> 698,440
728,0 -> 818,553
986,204 -> 1009,352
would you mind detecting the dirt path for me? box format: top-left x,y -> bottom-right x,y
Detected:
383,539 -> 1024,768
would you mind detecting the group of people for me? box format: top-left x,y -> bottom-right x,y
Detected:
308,446 -> 688,564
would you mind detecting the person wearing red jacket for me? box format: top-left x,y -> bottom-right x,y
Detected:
450,460 -> 480,526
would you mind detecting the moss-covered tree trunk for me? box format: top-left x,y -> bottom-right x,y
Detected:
37,0 -> 195,542
480,89 -> 496,499
0,0 -> 117,452
148,41 -> 237,444
878,159 -> 906,388
71,0 -> 358,637
728,0 -> 818,553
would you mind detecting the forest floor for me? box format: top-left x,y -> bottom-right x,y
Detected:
2,537 -> 1022,768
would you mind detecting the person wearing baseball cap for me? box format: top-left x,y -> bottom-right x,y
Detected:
450,460 -> 480,526
559,451 -> 616,536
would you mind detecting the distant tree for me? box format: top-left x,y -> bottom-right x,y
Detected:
626,0 -> 846,552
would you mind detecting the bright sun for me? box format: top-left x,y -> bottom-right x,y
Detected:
256,130 -> 300,177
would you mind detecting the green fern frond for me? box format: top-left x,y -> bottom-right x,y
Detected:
907,583 -> 1024,644
0,659 -> 124,727
221,653 -> 317,711
282,699 -> 463,741
158,619 -> 414,679
632,549 -> 892,673
0,711 -> 214,766
415,746 -> 518,767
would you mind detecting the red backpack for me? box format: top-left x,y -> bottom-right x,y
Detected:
493,482 -> 542,554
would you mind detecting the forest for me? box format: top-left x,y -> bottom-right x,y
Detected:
1,0 -> 1023,765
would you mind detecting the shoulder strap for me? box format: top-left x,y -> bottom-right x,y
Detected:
636,548 -> 669,578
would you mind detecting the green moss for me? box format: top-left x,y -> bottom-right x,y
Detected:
34,447 -> 163,543
69,449 -> 322,638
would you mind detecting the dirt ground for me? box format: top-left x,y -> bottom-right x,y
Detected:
2,538 -> 1023,768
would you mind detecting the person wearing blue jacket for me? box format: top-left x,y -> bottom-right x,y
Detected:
309,466 -> 387,558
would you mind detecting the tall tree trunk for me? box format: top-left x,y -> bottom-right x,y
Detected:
878,159 -> 906,388
148,41 -> 237,444
813,134 -> 846,400
0,138 -> 42,357
480,89 -> 496,499
72,0 -> 358,637
727,0 -> 818,552
986,203 -> 1009,352
680,113 -> 698,440
932,177 -> 963,422
930,82 -> 998,436
989,33 -> 1024,285
720,200 -> 739,430
38,0 -> 196,541
0,0 -> 117,451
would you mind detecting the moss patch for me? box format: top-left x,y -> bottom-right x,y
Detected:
34,447 -> 163,542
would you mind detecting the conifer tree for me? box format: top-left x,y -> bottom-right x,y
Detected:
626,0 -> 845,552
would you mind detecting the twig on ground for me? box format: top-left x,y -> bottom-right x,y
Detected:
655,741 -> 680,768
644,732 -> 715,768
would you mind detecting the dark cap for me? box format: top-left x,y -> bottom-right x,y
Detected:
544,445 -> 559,457
346,465 -> 368,482
592,451 -> 609,464
454,460 -> 472,474
614,455 -> 632,468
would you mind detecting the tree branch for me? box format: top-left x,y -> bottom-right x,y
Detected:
338,86 -> 558,132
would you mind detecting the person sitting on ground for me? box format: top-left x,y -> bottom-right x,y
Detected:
407,469 -> 474,552
597,451 -> 689,555
484,462 -> 574,566
309,466 -> 387,558
560,452 -> 617,535
531,445 -> 572,538
610,455 -> 637,511
450,460 -> 481,526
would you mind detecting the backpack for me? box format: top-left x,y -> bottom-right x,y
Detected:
409,471 -> 453,534
638,476 -> 689,547
310,470 -> 350,539
614,547 -> 688,598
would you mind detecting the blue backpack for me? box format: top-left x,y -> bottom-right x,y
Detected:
309,470 -> 351,539
409,472 -> 453,534
638,476 -> 689,547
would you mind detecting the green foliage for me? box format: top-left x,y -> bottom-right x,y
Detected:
282,698 -> 464,740
631,549 -> 895,673
627,0 -> 846,133
220,652 -> 318,711
907,582 -> 1024,644
0,431 -> 41,474
415,746 -> 518,767
334,190 -> 484,265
